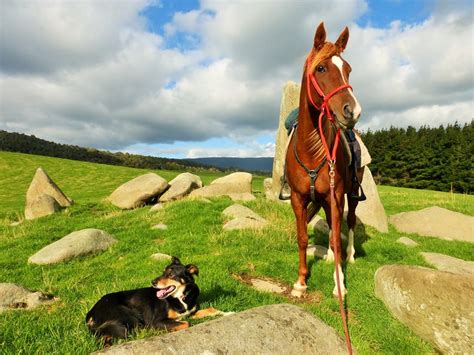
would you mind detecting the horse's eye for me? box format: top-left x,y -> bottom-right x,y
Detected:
317,65 -> 326,73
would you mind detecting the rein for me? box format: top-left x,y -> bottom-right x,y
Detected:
296,68 -> 354,355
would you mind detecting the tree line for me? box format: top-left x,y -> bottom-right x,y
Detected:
360,122 -> 473,193
0,130 -> 220,173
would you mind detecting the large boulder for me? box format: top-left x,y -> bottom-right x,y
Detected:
269,81 -> 300,201
28,229 -> 117,265
25,194 -> 61,220
420,252 -> 474,275
94,304 -> 350,354
108,173 -> 168,209
0,283 -> 56,311
375,265 -> 474,354
389,206 -> 474,243
159,173 -> 202,202
25,167 -> 72,220
344,167 -> 388,233
189,172 -> 253,199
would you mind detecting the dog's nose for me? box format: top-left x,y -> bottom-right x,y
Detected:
343,103 -> 353,120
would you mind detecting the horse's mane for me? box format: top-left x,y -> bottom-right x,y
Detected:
304,42 -> 342,74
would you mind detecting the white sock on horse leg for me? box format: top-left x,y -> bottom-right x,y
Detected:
325,230 -> 335,263
332,264 -> 347,297
346,229 -> 355,263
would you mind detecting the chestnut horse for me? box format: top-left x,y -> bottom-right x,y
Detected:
285,22 -> 364,300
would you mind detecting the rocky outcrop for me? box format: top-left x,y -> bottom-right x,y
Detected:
28,229 -> 117,265
159,173 -> 202,202
25,167 -> 72,220
389,206 -> 474,243
269,82 -> 300,201
0,283 -> 56,311
344,167 -> 388,233
375,265 -> 474,354
94,304 -> 350,354
108,173 -> 168,209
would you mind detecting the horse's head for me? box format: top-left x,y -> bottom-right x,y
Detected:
305,22 -> 361,130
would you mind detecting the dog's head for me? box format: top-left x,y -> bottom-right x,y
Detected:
151,256 -> 199,300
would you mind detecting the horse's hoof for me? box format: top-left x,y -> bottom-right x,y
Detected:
332,286 -> 347,299
346,255 -> 355,264
324,252 -> 335,264
291,283 -> 307,298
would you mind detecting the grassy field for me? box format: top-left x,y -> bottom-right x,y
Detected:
0,151 -> 473,354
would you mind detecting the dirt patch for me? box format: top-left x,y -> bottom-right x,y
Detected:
232,273 -> 323,305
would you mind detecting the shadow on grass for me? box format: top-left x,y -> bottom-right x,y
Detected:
198,285 -> 237,304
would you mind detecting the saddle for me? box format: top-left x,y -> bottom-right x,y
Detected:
280,108 -> 367,201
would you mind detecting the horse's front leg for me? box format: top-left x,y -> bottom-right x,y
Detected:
290,191 -> 309,298
329,191 -> 347,298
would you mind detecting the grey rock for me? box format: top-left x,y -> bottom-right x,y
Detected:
222,204 -> 265,222
150,253 -> 172,262
159,173 -> 202,202
151,224 -> 168,231
189,172 -> 252,199
269,82 -> 300,201
93,304 -> 349,354
25,194 -> 61,220
228,193 -> 256,202
390,206 -> 474,243
420,252 -> 474,275
223,218 -> 267,231
108,173 -> 168,210
250,279 -> 286,294
307,245 -> 328,259
263,178 -> 273,199
0,283 -> 56,311
344,167 -> 388,233
397,237 -> 419,247
28,228 -> 117,265
25,167 -> 72,220
150,204 -> 164,212
375,265 -> 474,354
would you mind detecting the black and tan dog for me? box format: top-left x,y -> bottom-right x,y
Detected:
86,257 -> 220,346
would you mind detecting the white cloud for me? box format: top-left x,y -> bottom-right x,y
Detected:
0,0 -> 472,158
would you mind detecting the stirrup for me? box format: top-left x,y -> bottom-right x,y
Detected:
350,185 -> 366,201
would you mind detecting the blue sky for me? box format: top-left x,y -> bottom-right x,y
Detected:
1,0 -> 472,158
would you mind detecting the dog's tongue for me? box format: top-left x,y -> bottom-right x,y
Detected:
156,286 -> 175,299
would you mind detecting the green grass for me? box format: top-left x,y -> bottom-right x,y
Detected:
0,151 -> 473,354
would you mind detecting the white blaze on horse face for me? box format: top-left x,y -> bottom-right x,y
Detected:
331,56 -> 362,119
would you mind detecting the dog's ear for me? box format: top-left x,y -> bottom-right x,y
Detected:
185,264 -> 199,276
171,256 -> 182,265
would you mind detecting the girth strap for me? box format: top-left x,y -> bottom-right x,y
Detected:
292,129 -> 327,203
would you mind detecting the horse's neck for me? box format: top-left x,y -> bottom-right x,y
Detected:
297,97 -> 335,161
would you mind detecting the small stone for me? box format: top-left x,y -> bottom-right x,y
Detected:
250,279 -> 285,294
307,245 -> 328,259
0,283 -> 57,311
10,221 -> 22,227
227,193 -> 256,202
151,224 -> 168,230
222,204 -> 265,222
223,218 -> 267,231
150,253 -> 172,262
150,204 -> 164,212
397,237 -> 419,247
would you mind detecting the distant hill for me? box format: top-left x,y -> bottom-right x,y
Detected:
0,130 -> 218,172
187,157 -> 273,174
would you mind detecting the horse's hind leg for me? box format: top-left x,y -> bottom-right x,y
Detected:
346,196 -> 358,263
290,191 -> 309,297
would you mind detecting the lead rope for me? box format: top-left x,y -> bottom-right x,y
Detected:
307,69 -> 353,355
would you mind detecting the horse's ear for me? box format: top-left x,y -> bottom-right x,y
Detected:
313,22 -> 326,51
335,26 -> 349,52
